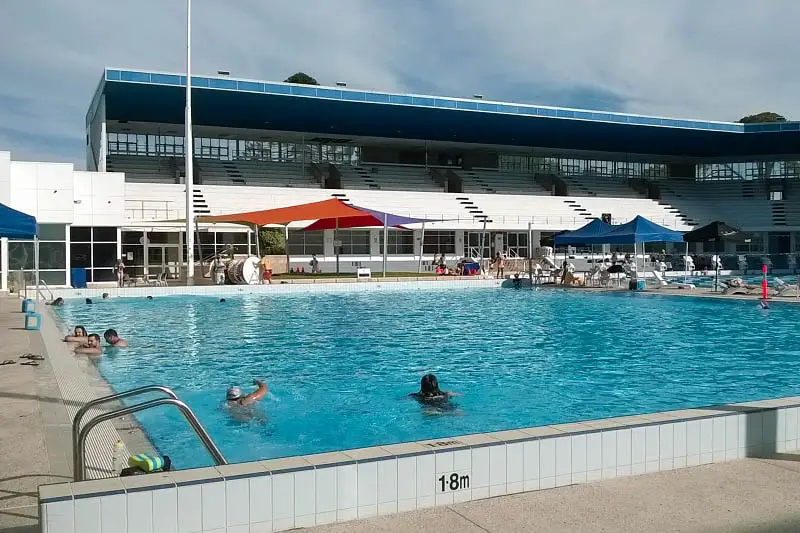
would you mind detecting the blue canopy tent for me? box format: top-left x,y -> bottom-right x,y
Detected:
554,218 -> 614,246
583,215 -> 684,245
0,203 -> 39,299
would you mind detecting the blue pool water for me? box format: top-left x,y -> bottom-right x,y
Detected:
56,287 -> 800,469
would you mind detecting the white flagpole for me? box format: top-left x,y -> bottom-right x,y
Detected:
184,0 -> 195,285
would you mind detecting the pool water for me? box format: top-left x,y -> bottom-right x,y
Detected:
56,287 -> 800,469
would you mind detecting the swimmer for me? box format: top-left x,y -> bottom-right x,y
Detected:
219,298 -> 226,303
409,374 -> 460,402
760,299 -> 770,309
46,297 -> 64,306
103,329 -> 128,348
146,296 -> 153,300
226,380 -> 268,407
85,298 -> 92,305
102,293 -> 109,299
64,325 -> 88,343
74,334 -> 102,356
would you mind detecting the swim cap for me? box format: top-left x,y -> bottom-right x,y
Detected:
226,386 -> 242,401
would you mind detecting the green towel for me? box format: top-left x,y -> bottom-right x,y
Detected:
128,453 -> 165,473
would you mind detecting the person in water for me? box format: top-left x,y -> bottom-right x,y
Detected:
75,334 -> 103,356
64,325 -> 88,343
46,297 -> 64,306
226,380 -> 268,406
410,374 -> 459,402
104,329 -> 128,347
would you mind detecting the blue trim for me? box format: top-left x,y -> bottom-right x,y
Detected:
72,489 -> 126,500
40,495 -> 73,504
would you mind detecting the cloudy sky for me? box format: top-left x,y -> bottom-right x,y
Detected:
1,0 -> 799,167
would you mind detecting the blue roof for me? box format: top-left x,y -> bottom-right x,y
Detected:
584,216 -> 684,245
92,68 -> 800,158
554,218 -> 614,246
0,202 -> 37,239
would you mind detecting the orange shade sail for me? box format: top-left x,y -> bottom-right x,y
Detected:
196,198 -> 366,226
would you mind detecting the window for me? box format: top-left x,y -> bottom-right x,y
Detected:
380,231 -> 414,255
336,230 -> 370,255
770,190 -> 783,201
8,224 -> 67,285
423,231 -> 456,255
69,225 -> 119,283
506,232 -> 529,258
287,231 -> 324,256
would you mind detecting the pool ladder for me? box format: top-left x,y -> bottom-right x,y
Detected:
72,385 -> 228,482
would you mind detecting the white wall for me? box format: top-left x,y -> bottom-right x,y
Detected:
72,171 -> 126,227
9,161 -> 75,223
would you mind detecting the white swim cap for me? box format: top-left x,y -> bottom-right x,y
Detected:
226,386 -> 242,401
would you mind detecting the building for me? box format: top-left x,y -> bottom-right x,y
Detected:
1,67 -> 799,289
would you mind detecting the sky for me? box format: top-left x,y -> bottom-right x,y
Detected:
1,0 -> 800,168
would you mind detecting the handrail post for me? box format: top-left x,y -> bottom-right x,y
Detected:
76,397 -> 226,482
72,386 -> 179,478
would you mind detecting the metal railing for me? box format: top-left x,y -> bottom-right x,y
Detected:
72,385 -> 227,481
38,278 -> 54,301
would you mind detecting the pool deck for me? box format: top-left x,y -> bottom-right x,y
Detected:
307,452 -> 800,533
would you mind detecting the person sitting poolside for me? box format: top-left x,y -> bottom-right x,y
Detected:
226,380 -> 268,407
64,325 -> 88,343
103,329 -> 128,347
75,334 -> 103,356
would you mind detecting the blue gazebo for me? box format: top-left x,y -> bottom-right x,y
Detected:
0,203 -> 40,298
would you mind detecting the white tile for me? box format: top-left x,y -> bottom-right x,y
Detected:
316,466 -> 338,514
177,485 -> 202,533
248,475 -> 272,526
295,513 -> 316,529
271,473 -> 294,525
674,456 -> 687,469
686,420 -> 700,458
376,459 -> 397,506
453,449 -> 471,472
46,501 -> 74,533
273,516 -> 295,532
337,464 -> 358,512
100,494 -> 126,533
586,432 -> 602,474
616,429 -> 631,468
616,465 -> 632,477
396,457 -> 416,501
631,462 -> 646,475
555,436 -> 572,478
357,461 -> 378,509
712,417 -> 726,453
673,422 -> 687,459
763,409 -> 778,446
700,418 -> 714,457
489,445 -> 507,490
295,468 -> 316,520
787,408 -> 798,449
506,442 -> 524,485
417,494 -> 436,509
74,497 -> 101,533
225,479 -> 250,527
602,430 -> 617,471
737,414 -> 748,453
471,447 -> 490,489
416,453 -> 436,498
631,427 -> 646,466
645,426 -> 660,463
725,415 -> 739,452
539,476 -> 556,490
250,520 -> 273,533
435,492 -> 454,507
471,486 -> 490,500
660,424 -> 674,460
152,488 -> 178,533
397,498 -> 417,513
540,438 -> 556,483
453,488 -> 472,503
435,451 -> 454,473
523,440 -> 540,483
226,526 -> 248,533
201,481 -> 226,532
571,434 -> 587,475
128,492 -> 154,533
777,408 -> 787,444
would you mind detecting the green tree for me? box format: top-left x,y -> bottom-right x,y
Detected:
259,228 -> 286,255
737,112 -> 787,123
284,72 -> 319,85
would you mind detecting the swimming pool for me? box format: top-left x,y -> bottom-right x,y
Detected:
56,287 -> 800,469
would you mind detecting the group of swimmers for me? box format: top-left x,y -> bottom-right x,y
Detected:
64,325 -> 128,356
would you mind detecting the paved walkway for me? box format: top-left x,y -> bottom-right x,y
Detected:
0,297 -> 72,532
310,454 -> 800,532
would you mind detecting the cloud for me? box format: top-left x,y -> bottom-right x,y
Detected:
1,0 -> 799,166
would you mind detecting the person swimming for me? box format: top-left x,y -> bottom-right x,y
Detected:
410,374 -> 459,402
103,329 -> 129,347
226,380 -> 268,407
46,297 -> 64,306
75,333 -> 103,356
64,325 -> 88,343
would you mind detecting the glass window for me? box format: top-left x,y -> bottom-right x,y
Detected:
93,227 -> 118,242
506,232 -> 529,258
40,271 -> 66,285
337,230 -> 370,255
287,231 -> 324,256
379,231 -> 414,255
39,242 -> 66,270
423,231 -> 456,255
8,241 -> 34,270
38,224 -> 66,241
93,243 -> 118,268
122,231 -> 144,245
71,226 -> 92,242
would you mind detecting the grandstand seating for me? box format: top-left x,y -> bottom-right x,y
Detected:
561,174 -> 641,198
337,164 -> 443,192
658,180 -> 773,229
570,196 -> 695,230
107,155 -> 178,184
458,169 -> 551,195
198,159 -> 319,188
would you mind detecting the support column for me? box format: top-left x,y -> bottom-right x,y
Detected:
99,107 -> 108,173
0,237 -> 8,292
143,229 -> 150,277
116,227 -> 123,263
65,225 -> 72,288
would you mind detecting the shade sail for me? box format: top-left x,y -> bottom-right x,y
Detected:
554,218 -> 614,246
0,203 -> 37,239
683,220 -> 745,243
303,204 -> 437,230
583,215 -> 684,245
196,198 -> 366,226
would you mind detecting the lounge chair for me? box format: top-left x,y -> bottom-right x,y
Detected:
774,278 -> 799,297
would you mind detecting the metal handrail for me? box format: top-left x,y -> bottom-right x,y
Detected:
38,278 -> 54,301
72,385 -> 179,476
75,397 -> 227,481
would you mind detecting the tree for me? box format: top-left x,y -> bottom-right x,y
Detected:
284,72 -> 319,85
259,228 -> 286,256
737,112 -> 787,123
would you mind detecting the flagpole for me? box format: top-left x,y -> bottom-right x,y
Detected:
382,213 -> 388,277
184,0 -> 195,285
